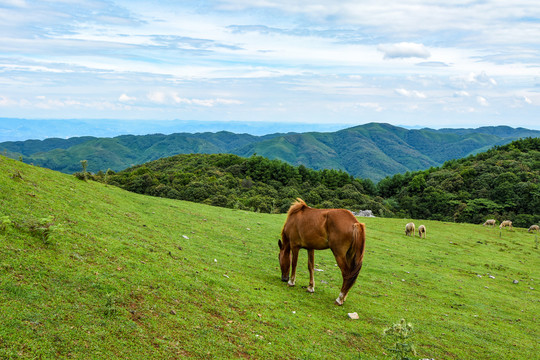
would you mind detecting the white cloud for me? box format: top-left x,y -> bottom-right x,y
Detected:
395,88 -> 426,99
215,98 -> 243,105
0,95 -> 15,106
395,88 -> 409,96
185,98 -> 243,107
148,91 -> 242,107
454,91 -> 470,97
35,98 -> 67,109
467,72 -> 497,86
192,99 -> 215,107
416,61 -> 449,67
119,93 -> 136,102
377,42 -> 431,59
147,91 -> 167,104
510,95 -> 535,108
450,71 -> 499,91
171,93 -> 191,104
2,0 -> 27,7
476,96 -> 489,106
355,102 -> 383,112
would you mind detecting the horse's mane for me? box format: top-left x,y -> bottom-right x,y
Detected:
287,198 -> 308,217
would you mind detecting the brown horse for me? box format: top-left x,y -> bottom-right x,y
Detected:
278,199 -> 366,305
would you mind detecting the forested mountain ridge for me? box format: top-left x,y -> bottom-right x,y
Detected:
377,137 -> 540,227
1,122 -> 538,181
1,132 -> 283,175
235,123 -> 540,180
437,125 -> 539,138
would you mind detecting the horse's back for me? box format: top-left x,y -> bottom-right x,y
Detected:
325,209 -> 361,250
283,207 -> 359,250
283,207 -> 329,249
326,209 -> 358,233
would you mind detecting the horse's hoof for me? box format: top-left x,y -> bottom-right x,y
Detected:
334,300 -> 343,306
306,287 -> 314,293
287,281 -> 295,287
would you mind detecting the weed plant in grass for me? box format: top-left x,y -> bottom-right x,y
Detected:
0,155 -> 538,359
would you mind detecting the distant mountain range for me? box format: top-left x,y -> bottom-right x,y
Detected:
1,122 -> 538,181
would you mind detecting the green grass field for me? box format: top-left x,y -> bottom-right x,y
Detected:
1,155 -> 538,359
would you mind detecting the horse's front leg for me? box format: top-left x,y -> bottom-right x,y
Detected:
307,249 -> 315,293
288,247 -> 299,287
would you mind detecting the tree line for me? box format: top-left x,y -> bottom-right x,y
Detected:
92,153 -> 388,215
87,137 -> 540,228
377,137 -> 540,227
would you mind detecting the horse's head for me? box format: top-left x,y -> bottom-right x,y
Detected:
277,239 -> 290,282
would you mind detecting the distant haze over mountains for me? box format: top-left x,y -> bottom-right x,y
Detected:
1,121 -> 538,181
0,118 -> 350,142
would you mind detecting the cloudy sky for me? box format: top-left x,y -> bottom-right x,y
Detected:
1,0 -> 539,130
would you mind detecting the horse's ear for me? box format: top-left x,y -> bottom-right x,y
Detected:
278,239 -> 283,249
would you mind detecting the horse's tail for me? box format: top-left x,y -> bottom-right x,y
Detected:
344,222 -> 366,284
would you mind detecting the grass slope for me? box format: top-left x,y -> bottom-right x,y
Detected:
1,156 -> 538,359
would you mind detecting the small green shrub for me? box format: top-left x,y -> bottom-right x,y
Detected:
103,293 -> 119,317
10,170 -> 23,180
74,159 -> 89,180
383,319 -> 418,360
1,216 -> 12,231
26,216 -> 62,244
73,172 -> 87,181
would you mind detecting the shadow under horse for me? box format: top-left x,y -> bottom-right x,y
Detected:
278,198 -> 366,305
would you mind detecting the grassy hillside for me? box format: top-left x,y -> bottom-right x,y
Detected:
1,156 -> 538,359
3,123 -> 538,181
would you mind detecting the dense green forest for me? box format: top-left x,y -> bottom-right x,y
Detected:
96,153 -> 388,215
91,137 -> 540,227
377,137 -> 540,227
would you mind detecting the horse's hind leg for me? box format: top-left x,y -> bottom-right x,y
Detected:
307,249 -> 315,293
334,254 -> 361,306
334,254 -> 348,305
288,247 -> 299,287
